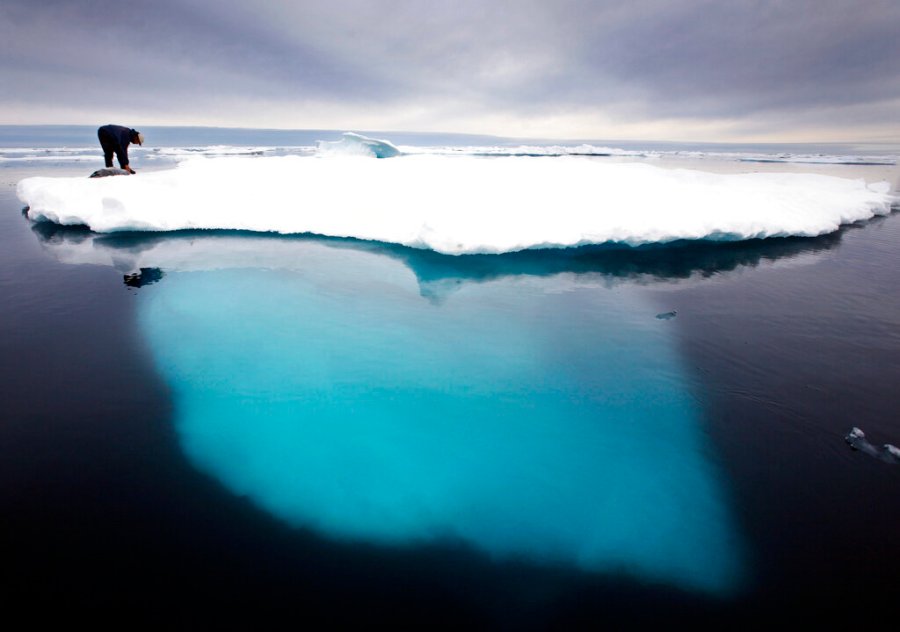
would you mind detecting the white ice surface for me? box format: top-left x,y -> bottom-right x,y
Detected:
18,154 -> 896,255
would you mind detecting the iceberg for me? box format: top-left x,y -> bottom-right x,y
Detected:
18,153 -> 895,255
316,132 -> 401,158
24,198 -> 756,594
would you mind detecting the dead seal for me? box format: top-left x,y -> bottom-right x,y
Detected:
89,167 -> 131,178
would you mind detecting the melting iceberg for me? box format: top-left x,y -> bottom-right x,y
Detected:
18,152 -> 895,255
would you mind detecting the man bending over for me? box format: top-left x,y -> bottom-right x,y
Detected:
97,124 -> 144,174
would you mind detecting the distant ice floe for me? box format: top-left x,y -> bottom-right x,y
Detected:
18,150 -> 896,255
735,153 -> 897,166
399,145 -> 898,165
0,144 -> 314,165
4,133 -> 897,167
147,145 -> 285,159
655,151 -> 897,166
401,143 -> 642,157
0,147 -> 98,163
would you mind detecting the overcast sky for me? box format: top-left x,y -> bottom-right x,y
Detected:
2,0 -> 898,142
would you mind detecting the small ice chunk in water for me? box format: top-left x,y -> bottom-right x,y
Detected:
656,311 -> 677,320
846,428 -> 899,463
846,427 -> 866,446
845,427 -> 878,456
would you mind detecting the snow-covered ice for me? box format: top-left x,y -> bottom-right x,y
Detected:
18,150 -> 896,255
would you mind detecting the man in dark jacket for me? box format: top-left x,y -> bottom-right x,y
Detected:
97,124 -> 144,174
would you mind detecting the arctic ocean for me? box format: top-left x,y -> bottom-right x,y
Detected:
2,126 -> 900,627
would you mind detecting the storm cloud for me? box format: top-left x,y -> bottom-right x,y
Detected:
2,0 -> 898,141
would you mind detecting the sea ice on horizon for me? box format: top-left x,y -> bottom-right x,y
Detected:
18,153 -> 896,255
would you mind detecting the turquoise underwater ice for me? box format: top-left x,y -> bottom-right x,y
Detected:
138,243 -> 743,595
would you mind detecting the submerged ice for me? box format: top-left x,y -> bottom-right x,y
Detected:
18,152 -> 895,255
136,245 -> 744,595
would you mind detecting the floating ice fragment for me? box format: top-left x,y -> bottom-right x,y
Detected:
656,311 -> 678,320
845,428 -> 899,463
846,427 -> 866,445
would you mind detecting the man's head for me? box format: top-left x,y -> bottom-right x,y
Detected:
131,130 -> 144,146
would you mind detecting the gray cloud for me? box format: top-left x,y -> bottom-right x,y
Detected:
1,0 -> 898,140
571,1 -> 900,115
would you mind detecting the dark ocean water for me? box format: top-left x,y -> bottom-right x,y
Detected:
2,130 -> 899,627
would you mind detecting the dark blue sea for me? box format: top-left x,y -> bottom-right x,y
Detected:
2,126 -> 899,627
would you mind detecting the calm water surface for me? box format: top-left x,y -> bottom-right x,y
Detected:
2,157 -> 899,627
